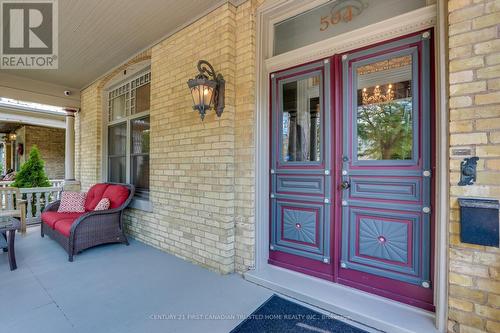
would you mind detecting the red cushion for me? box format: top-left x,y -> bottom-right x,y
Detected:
84,184 -> 109,211
54,219 -> 74,237
41,211 -> 83,229
101,185 -> 130,209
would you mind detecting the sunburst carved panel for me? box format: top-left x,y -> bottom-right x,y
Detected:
282,208 -> 317,245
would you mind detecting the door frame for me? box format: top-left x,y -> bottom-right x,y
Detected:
253,0 -> 449,331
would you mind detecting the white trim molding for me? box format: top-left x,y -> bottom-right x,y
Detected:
0,103 -> 66,129
434,0 -> 449,331
251,1 -> 446,332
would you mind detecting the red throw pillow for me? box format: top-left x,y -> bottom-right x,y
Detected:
94,198 -> 110,211
58,192 -> 87,213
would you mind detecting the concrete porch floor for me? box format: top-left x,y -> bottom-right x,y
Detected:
0,226 -> 274,333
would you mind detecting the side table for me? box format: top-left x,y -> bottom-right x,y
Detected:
0,216 -> 21,271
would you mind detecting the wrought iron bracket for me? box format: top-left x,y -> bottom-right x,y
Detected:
459,157 -> 479,186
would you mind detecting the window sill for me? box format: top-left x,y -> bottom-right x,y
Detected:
128,198 -> 153,212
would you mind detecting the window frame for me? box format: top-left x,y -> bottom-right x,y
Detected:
103,66 -> 152,211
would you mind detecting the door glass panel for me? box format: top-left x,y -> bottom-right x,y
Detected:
356,54 -> 413,160
281,75 -> 321,162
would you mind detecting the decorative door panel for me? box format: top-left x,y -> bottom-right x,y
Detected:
269,59 -> 333,275
340,32 -> 432,297
344,207 -> 425,285
349,177 -> 421,202
274,200 -> 326,261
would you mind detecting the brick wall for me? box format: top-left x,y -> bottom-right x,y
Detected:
76,84 -> 102,190
448,1 -> 500,332
77,3 -> 261,274
16,125 -> 65,179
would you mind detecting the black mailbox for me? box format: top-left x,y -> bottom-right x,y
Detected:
459,198 -> 499,247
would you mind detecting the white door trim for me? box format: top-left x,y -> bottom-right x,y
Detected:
252,1 -> 448,332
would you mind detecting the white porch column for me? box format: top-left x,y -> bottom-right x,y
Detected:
64,109 -> 76,180
62,108 -> 81,192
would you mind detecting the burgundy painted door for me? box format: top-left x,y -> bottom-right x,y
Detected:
269,59 -> 334,280
338,32 -> 434,310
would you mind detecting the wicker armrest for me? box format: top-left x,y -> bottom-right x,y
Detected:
43,200 -> 61,212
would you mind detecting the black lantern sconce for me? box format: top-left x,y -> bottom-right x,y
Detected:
187,60 -> 225,121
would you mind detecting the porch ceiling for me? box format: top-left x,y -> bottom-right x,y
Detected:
0,0 -> 223,90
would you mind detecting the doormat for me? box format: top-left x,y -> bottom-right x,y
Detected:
230,295 -> 369,333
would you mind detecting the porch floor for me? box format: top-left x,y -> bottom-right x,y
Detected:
0,227 -> 273,333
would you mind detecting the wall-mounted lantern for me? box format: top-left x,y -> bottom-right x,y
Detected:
8,133 -> 16,141
187,60 -> 225,121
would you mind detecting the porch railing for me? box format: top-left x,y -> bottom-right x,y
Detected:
0,179 -> 64,188
0,180 -> 64,225
20,187 -> 63,225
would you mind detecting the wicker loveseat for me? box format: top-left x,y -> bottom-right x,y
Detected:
41,183 -> 135,261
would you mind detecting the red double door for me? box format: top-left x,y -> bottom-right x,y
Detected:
268,32 -> 434,311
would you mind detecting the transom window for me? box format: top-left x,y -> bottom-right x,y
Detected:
107,70 -> 151,200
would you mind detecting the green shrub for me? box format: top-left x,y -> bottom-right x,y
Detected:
11,146 -> 51,188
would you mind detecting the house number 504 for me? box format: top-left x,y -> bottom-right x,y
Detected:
319,2 -> 365,32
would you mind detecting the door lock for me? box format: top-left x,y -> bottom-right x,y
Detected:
341,181 -> 350,190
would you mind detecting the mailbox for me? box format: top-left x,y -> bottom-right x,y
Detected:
459,198 -> 499,247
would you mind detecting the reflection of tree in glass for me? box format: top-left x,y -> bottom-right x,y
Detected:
357,98 -> 413,160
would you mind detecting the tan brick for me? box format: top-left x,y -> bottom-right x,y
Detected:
476,118 -> 500,130
451,96 -> 474,108
477,145 -> 500,157
477,65 -> 500,79
487,294 -> 500,307
451,120 -> 475,132
486,159 -> 500,169
475,39 -> 500,55
488,78 -> 500,90
475,305 -> 500,320
450,133 -> 488,145
450,81 -> 487,95
475,252 -> 500,267
449,309 -> 485,328
451,70 -> 475,84
450,20 -> 473,36
450,285 -> 487,303
450,297 -> 475,312
451,248 -> 475,262
485,0 -> 500,13
490,132 -> 500,143
461,325 -> 490,333
476,279 -> 500,293
473,11 -> 500,29
487,320 -> 500,333
451,260 -> 490,278
449,4 -> 485,24
486,53 -> 500,65
477,172 -> 500,185
450,106 -> 500,120
450,56 -> 485,72
449,27 -> 497,48
449,0 -> 472,12
491,267 -> 500,280
451,272 -> 475,287
451,45 -> 473,60
476,92 -> 500,105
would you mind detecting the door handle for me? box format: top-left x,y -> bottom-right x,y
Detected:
341,181 -> 350,190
